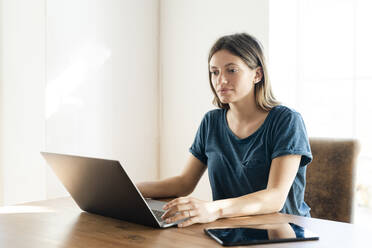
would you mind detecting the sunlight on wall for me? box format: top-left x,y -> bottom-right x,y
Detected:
46,44 -> 111,119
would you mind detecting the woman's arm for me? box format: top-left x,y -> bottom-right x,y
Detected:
215,154 -> 301,217
162,154 -> 301,227
136,154 -> 206,198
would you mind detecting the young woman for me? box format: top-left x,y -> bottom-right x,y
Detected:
137,33 -> 312,227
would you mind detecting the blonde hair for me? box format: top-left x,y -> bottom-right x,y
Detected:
208,33 -> 280,111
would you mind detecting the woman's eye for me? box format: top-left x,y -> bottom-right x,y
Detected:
211,71 -> 219,76
228,68 -> 238,73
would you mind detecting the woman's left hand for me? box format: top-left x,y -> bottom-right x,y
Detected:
161,197 -> 221,227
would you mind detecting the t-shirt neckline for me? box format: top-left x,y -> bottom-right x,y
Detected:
223,107 -> 276,143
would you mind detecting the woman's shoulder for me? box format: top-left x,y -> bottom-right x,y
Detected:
268,105 -> 304,125
204,108 -> 225,120
270,105 -> 302,118
195,109 -> 224,127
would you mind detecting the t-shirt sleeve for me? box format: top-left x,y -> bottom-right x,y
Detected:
271,110 -> 312,166
189,113 -> 209,165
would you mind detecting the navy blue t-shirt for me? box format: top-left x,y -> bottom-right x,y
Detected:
189,105 -> 312,217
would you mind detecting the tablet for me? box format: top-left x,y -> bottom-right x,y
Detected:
204,222 -> 319,246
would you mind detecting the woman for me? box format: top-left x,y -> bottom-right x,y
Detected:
137,33 -> 312,227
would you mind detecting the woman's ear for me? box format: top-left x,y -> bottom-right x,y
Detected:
254,67 -> 263,84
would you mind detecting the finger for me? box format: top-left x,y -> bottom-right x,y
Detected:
164,210 -> 194,224
162,203 -> 197,219
161,209 -> 177,220
161,210 -> 178,220
163,198 -> 184,209
178,217 -> 198,228
162,202 -> 194,219
163,197 -> 191,210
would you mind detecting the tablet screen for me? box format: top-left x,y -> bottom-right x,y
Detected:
204,223 -> 319,246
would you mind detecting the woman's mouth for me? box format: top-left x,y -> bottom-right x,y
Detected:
218,89 -> 232,94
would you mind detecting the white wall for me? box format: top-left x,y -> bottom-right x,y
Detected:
0,0 -> 46,205
0,0 -> 160,204
45,0 -> 160,198
0,0 -> 269,205
159,0 -> 269,200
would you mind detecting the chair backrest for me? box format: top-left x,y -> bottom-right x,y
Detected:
305,138 -> 360,223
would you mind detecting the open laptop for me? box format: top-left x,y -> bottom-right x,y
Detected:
41,152 -> 184,228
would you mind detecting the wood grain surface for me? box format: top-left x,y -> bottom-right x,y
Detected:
0,197 -> 370,248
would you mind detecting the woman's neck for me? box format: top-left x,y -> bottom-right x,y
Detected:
228,96 -> 263,124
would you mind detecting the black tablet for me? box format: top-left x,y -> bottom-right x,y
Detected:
204,222 -> 319,246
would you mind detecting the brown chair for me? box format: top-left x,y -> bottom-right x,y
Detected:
305,138 -> 360,223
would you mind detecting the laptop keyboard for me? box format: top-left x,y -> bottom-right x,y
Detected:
152,209 -> 165,221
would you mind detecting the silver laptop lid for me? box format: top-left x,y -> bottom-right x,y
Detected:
41,152 -> 164,227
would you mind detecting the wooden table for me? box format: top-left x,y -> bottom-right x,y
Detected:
0,197 -> 370,247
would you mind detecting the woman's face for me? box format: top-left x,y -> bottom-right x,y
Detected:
209,49 -> 261,105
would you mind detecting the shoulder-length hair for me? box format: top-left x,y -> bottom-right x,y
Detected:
208,33 -> 280,111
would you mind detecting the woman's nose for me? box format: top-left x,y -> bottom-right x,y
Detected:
218,74 -> 228,85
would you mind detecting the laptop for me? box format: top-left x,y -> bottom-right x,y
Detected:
41,152 -> 184,228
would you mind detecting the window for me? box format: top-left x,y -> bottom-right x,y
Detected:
269,0 -> 372,223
